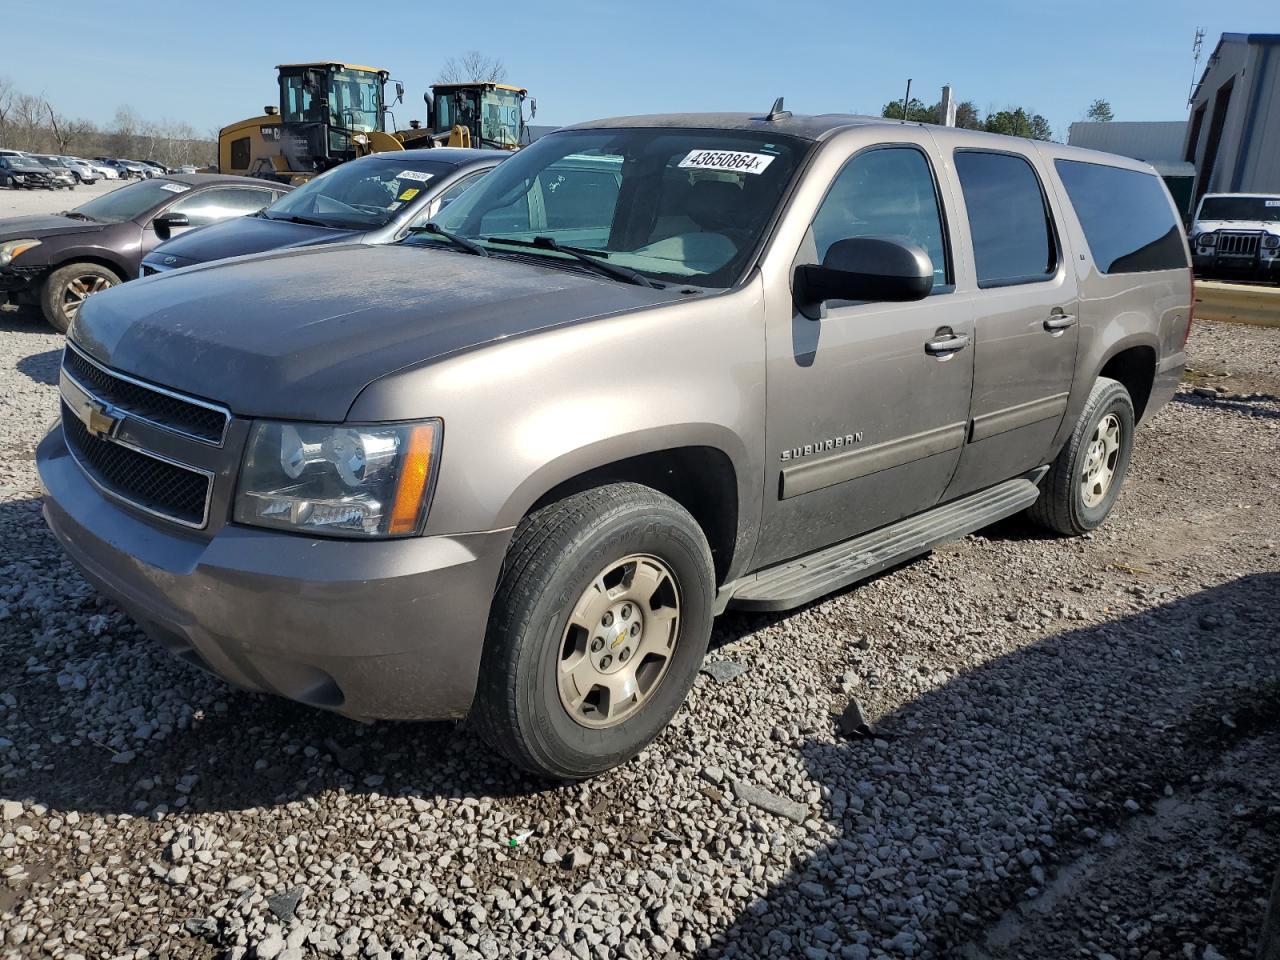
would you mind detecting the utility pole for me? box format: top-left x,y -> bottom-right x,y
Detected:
940,84 -> 957,127
900,78 -> 912,122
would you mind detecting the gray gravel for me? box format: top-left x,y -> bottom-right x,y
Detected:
0,179 -> 125,219
0,316 -> 1277,960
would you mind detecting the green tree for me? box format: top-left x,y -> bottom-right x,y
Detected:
984,107 -> 1053,141
1086,98 -> 1114,122
881,97 -> 932,122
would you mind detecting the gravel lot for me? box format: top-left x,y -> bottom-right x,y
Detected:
0,313 -> 1277,960
0,180 -> 128,219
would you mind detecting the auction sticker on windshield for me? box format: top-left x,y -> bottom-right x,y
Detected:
159,183 -> 190,193
678,150 -> 775,175
397,170 -> 434,183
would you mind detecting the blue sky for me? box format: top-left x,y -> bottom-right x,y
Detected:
6,1 -> 1274,141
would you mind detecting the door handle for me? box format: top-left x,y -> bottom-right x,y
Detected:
924,332 -> 970,356
1044,313 -> 1077,331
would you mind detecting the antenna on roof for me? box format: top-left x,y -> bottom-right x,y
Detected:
1187,27 -> 1206,106
763,97 -> 791,121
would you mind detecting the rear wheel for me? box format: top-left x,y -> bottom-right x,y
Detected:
472,483 -> 715,779
1028,376 -> 1135,535
40,263 -> 121,333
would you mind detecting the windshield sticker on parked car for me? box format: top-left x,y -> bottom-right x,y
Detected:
678,150 -> 776,175
159,183 -> 189,193
1268,200 -> 1280,207
398,188 -> 421,201
397,170 -> 434,182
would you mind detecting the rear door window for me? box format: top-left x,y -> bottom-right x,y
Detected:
954,151 -> 1057,287
1055,160 -> 1187,273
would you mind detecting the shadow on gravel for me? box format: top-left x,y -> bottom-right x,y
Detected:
16,348 -> 61,386
1171,391 -> 1280,420
704,574 -> 1280,959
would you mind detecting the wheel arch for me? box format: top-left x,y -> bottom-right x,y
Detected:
500,428 -> 749,587
1095,339 -> 1158,423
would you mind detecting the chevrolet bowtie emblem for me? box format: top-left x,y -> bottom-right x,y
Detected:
84,399 -> 120,439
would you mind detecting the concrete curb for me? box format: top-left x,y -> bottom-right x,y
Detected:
1195,281 -> 1280,327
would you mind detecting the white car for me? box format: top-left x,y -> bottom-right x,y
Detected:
58,157 -> 100,184
1189,193 -> 1280,284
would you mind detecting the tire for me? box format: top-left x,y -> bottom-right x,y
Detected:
1028,376 -> 1135,536
472,482 -> 716,780
40,262 -> 122,334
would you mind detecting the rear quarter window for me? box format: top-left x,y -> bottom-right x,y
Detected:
1054,160 -> 1187,274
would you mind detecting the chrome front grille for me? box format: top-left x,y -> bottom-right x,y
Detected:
58,345 -> 228,529
61,401 -> 211,527
1217,232 -> 1260,257
63,343 -> 228,445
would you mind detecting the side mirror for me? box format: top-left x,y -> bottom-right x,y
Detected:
152,211 -> 190,239
395,81 -> 405,104
795,236 -> 933,317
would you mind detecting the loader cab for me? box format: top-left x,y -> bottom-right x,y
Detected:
428,83 -> 529,150
276,63 -> 390,170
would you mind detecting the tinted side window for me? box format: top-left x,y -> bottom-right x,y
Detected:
812,147 -> 949,286
954,151 -> 1056,287
1055,160 -> 1187,273
171,187 -> 273,227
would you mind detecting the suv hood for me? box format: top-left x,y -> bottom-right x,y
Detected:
1193,219 -> 1280,234
0,214 -> 101,242
147,215 -> 359,268
73,243 -> 682,421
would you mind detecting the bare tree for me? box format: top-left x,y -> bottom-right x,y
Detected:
44,101 -> 91,153
436,51 -> 507,84
13,93 -> 45,150
110,104 -> 141,157
0,76 -> 16,145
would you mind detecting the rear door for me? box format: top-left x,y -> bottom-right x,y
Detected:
941,148 -> 1080,497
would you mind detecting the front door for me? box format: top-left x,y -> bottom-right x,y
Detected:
756,139 -> 974,569
941,148 -> 1080,497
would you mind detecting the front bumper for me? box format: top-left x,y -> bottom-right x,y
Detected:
37,425 -> 512,720
1193,253 -> 1280,281
0,264 -> 44,296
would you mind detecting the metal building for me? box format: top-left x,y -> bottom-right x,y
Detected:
1184,32 -> 1280,204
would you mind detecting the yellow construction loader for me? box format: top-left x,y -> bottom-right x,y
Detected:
217,62 -> 531,183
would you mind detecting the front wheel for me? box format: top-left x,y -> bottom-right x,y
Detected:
40,262 -> 122,333
1027,376 -> 1135,536
472,483 -> 715,779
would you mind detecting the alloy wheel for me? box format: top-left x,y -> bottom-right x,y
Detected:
61,275 -> 115,325
1081,412 -> 1122,508
557,554 -> 681,728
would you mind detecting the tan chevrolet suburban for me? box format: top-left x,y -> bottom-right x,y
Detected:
37,107 -> 1192,779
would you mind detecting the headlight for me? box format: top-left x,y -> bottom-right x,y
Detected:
0,238 -> 41,267
1263,234 -> 1279,250
234,419 -> 440,538
1196,232 -> 1216,247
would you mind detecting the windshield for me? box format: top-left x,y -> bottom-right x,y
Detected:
72,178 -> 192,223
329,69 -> 382,133
420,128 -> 806,287
265,158 -> 454,228
1199,196 -> 1280,223
35,157 -> 67,169
482,89 -> 522,147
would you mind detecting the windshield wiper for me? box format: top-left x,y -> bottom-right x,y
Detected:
266,213 -> 331,227
484,235 -> 658,288
61,211 -> 97,221
409,222 -> 489,257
